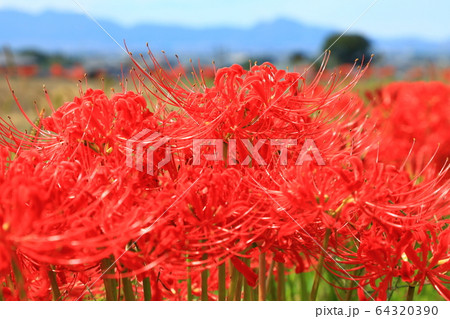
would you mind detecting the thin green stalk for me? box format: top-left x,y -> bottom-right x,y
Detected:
143,277 -> 152,301
0,286 -> 4,301
252,285 -> 258,301
234,271 -> 243,301
201,268 -> 209,301
227,262 -> 238,300
299,272 -> 309,300
407,285 -> 415,301
187,274 -> 193,301
268,275 -> 276,301
243,258 -> 251,301
117,274 -> 122,301
100,258 -> 118,301
277,262 -> 285,301
223,141 -> 229,165
122,277 -> 136,301
345,268 -> 363,301
388,277 -> 400,301
265,258 -> 275,297
11,255 -> 26,300
258,252 -> 266,301
47,266 -> 61,301
218,262 -> 226,301
287,273 -> 296,301
186,253 -> 193,301
345,287 -> 355,301
243,281 -> 251,301
200,240 -> 209,301
310,229 -> 331,301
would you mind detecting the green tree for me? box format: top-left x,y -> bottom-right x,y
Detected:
288,51 -> 307,65
322,34 -> 371,65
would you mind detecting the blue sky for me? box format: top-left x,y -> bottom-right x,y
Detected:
1,0 -> 450,41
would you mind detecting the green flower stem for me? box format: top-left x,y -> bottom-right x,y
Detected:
407,285 -> 415,301
201,267 -> 209,301
117,274 -> 122,301
201,241 -> 208,301
187,274 -> 193,301
200,254 -> 209,301
258,252 -> 266,301
218,262 -> 226,301
268,276 -> 276,301
100,258 -> 118,301
47,266 -> 61,301
227,262 -> 238,300
223,142 -> 229,165
243,258 -> 251,301
265,258 -> 275,298
287,273 -> 296,300
11,254 -> 26,300
345,268 -> 363,301
243,281 -> 251,301
186,254 -> 193,301
234,271 -> 243,301
122,277 -> 136,301
143,277 -> 152,301
252,286 -> 258,301
277,262 -> 285,301
299,272 -> 308,300
310,228 -> 331,301
345,287 -> 355,301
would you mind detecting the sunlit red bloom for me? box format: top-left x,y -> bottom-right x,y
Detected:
371,81 -> 450,170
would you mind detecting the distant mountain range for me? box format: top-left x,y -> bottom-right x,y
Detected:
1,9 -> 449,59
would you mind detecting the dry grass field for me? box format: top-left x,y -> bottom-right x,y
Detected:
0,76 -> 122,130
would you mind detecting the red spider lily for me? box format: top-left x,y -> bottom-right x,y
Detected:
318,157 -> 449,300
371,81 -> 450,170
403,227 -> 450,300
130,51 -> 370,143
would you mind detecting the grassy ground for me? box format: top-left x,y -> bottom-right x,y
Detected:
0,76 -> 121,130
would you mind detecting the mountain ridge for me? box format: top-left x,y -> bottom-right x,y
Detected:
1,9 -> 449,58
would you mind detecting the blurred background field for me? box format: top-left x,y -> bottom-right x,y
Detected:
2,59 -> 449,132
0,75 -> 122,130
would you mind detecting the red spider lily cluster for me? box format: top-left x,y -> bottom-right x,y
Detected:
370,81 -> 450,170
0,51 -> 449,301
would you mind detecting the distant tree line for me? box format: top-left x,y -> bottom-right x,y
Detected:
287,33 -> 371,67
